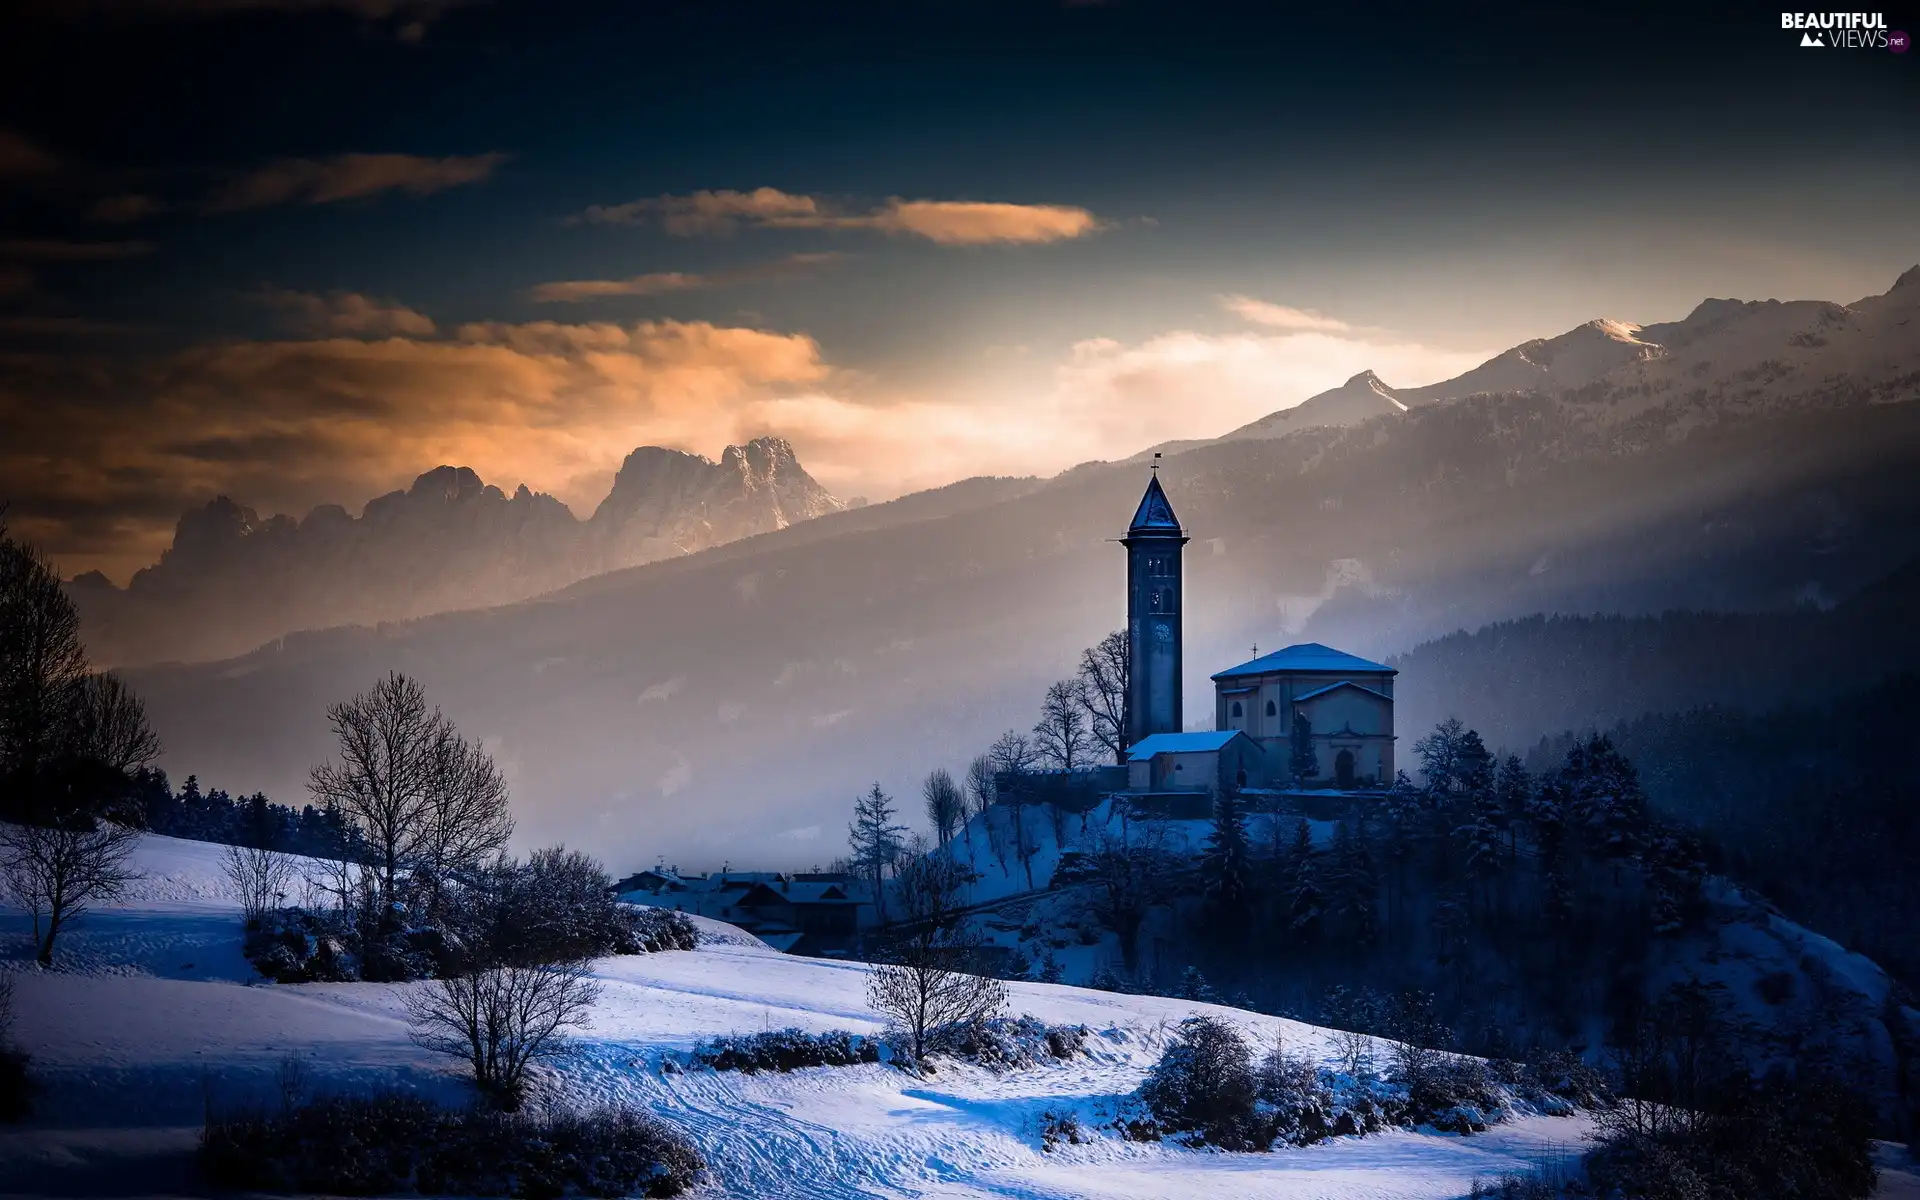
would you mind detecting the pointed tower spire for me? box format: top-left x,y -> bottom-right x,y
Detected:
1121,468 -> 1190,749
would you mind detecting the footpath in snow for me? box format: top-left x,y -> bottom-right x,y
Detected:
4,833 -> 1595,1199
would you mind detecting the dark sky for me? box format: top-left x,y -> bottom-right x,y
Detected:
3,0 -> 1916,577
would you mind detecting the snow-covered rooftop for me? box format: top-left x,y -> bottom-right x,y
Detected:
1212,641 -> 1395,680
1126,730 -> 1248,760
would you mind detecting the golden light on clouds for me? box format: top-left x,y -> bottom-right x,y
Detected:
578,187 -> 1104,245
204,152 -> 508,212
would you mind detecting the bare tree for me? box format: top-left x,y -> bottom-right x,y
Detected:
0,526 -> 90,817
0,819 -> 140,965
1032,679 -> 1089,769
922,768 -> 964,848
67,674 -> 161,777
865,853 -> 1008,1060
221,841 -> 295,925
962,753 -> 998,869
1077,630 -> 1129,765
405,960 -> 600,1109
307,675 -> 506,906
988,730 -> 1041,889
417,728 -> 514,916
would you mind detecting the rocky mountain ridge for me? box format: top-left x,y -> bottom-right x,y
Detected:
70,436 -> 843,665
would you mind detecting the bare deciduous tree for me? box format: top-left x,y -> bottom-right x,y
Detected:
0,819 -> 140,965
1083,829 -> 1168,974
1077,630 -> 1129,765
963,753 -> 999,869
987,730 -> 1040,889
1032,679 -> 1089,769
417,728 -> 514,916
67,673 -> 162,778
922,768 -> 964,848
865,854 -> 1007,1060
405,960 -> 600,1109
221,841 -> 295,926
309,673 -> 510,912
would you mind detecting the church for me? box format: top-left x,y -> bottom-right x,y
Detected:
1118,470 -> 1396,796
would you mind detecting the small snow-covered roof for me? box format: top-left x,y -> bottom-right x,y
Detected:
1293,680 -> 1394,704
1212,642 -> 1395,680
1127,730 -> 1251,761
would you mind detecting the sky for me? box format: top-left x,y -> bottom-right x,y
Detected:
2,0 -> 1916,581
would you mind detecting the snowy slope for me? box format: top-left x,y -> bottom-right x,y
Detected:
3,832 -> 1596,1199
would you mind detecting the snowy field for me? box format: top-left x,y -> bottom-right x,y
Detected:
0,833 -> 1610,1198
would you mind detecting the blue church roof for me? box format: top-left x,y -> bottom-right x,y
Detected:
1127,474 -> 1183,534
1210,642 -> 1396,680
1127,730 -> 1249,761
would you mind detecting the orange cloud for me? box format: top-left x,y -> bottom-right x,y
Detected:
206,152 -> 507,212
1220,295 -> 1353,332
529,253 -> 842,303
252,288 -> 438,337
577,187 -> 1104,245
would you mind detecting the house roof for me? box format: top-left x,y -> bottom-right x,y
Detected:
1211,642 -> 1396,680
733,881 -> 861,907
1293,680 -> 1394,704
1127,730 -> 1252,761
1127,474 -> 1183,535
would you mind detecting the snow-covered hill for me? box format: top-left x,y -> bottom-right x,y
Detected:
3,833 -> 1598,1198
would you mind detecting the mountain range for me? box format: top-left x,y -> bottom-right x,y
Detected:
70,436 -> 843,666
116,267 -> 1920,867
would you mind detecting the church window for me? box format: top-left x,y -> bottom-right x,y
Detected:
1265,700 -> 1277,717
1231,701 -> 1243,718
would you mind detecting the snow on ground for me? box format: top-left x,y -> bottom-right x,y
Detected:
4,832 -> 1597,1199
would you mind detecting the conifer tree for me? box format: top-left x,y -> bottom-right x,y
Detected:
848,783 -> 907,923
1492,754 -> 1532,861
1284,818 -> 1323,943
1326,817 -> 1379,948
1289,711 -> 1319,784
1199,789 -> 1252,934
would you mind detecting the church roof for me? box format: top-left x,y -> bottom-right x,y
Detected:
1293,680 -> 1394,704
1211,642 -> 1396,680
1127,730 -> 1252,761
1127,473 -> 1183,535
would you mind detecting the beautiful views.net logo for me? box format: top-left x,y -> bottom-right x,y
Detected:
1781,12 -> 1907,49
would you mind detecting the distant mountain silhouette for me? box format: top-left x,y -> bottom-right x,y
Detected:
70,437 -> 844,666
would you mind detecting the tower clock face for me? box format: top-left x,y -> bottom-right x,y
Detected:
1153,622 -> 1172,642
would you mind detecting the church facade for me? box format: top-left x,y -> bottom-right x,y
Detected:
1118,470 -> 1396,794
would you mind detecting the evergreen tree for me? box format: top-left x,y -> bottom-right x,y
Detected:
1289,711 -> 1319,784
1326,817 -> 1379,948
1283,818 -> 1323,943
1178,964 -> 1219,1003
1560,734 -> 1647,861
848,783 -> 907,923
1492,754 -> 1531,860
1199,789 -> 1252,934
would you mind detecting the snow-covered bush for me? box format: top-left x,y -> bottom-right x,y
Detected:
1138,1015 -> 1270,1150
201,1091 -> 703,1197
1403,1054 -> 1503,1132
686,1028 -> 881,1074
1039,1109 -> 1085,1150
938,1015 -> 1089,1071
1256,1043 -> 1336,1145
243,907 -> 361,983
618,906 -> 698,955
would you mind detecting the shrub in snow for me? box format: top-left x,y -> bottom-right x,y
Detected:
687,1028 -> 881,1074
201,1091 -> 703,1197
406,960 -> 600,1110
1039,1109 -> 1085,1150
618,905 -> 698,955
1402,1054 -> 1503,1131
937,1016 -> 1089,1071
1255,1043 -> 1337,1146
1138,1015 -> 1270,1150
243,908 -> 360,983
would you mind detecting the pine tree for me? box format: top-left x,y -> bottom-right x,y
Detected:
1284,818 -> 1323,943
1199,790 -> 1252,935
1178,964 -> 1218,1003
1289,711 -> 1318,784
1492,754 -> 1531,862
848,783 -> 907,923
1326,817 -> 1379,948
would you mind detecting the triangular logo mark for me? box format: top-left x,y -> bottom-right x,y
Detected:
1800,31 -> 1824,46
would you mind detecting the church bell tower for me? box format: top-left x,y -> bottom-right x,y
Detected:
1123,467 -> 1189,748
